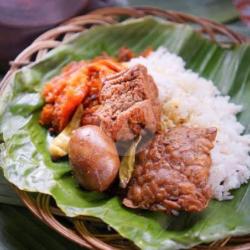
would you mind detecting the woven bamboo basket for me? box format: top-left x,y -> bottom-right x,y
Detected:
1,6 -> 250,250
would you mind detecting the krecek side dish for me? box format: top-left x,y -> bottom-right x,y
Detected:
38,47 -> 250,215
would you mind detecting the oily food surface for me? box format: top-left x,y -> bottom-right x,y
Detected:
82,64 -> 161,141
124,127 -> 217,213
39,58 -> 123,133
38,49 -> 216,214
127,48 -> 250,201
38,47 -> 246,213
68,125 -> 120,192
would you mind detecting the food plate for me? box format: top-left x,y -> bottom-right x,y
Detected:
1,7 -> 250,250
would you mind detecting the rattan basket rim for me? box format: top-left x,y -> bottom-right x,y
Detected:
1,6 -> 250,250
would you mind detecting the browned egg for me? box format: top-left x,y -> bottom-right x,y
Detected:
68,125 -> 120,192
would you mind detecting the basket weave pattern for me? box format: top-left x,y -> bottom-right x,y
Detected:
1,7 -> 250,250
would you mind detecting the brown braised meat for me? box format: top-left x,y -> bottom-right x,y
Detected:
82,64 -> 161,141
117,47 -> 135,62
117,47 -> 153,62
123,127 -> 217,213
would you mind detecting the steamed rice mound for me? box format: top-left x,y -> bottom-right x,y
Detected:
127,48 -> 250,201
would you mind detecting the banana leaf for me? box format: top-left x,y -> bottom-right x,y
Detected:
127,0 -> 239,23
1,17 -> 250,250
119,135 -> 141,188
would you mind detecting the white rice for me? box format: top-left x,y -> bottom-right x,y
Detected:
127,48 -> 250,200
